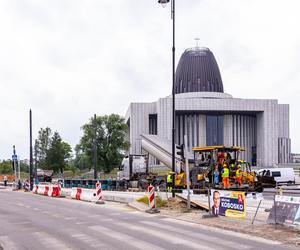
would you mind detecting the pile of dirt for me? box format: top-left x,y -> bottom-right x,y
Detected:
164,197 -> 192,212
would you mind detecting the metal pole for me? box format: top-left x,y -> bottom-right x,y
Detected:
93,114 -> 97,180
171,0 -> 176,198
18,156 -> 20,180
29,109 -> 33,190
34,139 -> 38,181
184,135 -> 190,210
251,200 -> 262,225
208,187 -> 211,215
13,145 -> 16,180
274,183 -> 278,229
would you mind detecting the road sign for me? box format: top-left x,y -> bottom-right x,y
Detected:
12,154 -> 17,161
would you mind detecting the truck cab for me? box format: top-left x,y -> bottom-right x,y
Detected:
117,155 -> 148,181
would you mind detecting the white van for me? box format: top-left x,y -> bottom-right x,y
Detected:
257,168 -> 295,185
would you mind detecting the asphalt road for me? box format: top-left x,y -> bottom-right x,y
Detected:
0,189 -> 297,250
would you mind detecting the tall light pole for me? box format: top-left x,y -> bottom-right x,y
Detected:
93,114 -> 97,180
158,0 -> 176,197
29,109 -> 33,190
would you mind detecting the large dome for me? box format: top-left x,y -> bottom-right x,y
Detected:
175,47 -> 224,94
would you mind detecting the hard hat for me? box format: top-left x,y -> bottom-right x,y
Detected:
237,164 -> 241,168
169,171 -> 175,174
223,164 -> 227,167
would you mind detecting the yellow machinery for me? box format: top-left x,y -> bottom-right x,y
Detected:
236,160 -> 257,189
175,172 -> 186,188
191,146 -> 263,191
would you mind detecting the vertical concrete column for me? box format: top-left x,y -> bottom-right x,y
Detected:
198,115 -> 206,146
224,115 -> 233,146
157,97 -> 172,141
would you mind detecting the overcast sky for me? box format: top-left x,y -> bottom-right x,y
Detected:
1,0 -> 300,160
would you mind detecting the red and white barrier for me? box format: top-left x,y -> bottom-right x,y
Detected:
33,184 -> 38,194
71,187 -> 95,202
33,184 -> 61,197
146,185 -> 159,213
148,185 -> 155,209
70,182 -> 105,204
95,182 -> 105,204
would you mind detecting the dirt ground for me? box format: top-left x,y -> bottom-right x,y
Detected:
157,198 -> 300,247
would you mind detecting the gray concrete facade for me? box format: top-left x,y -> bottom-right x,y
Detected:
125,92 -> 291,167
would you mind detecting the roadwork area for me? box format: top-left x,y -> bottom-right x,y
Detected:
3,188 -> 296,250
130,197 -> 300,247
1,186 -> 300,248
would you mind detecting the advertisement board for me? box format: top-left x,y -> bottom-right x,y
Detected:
211,189 -> 246,219
267,195 -> 300,226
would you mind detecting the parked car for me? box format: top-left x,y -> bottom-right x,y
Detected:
256,168 -> 295,185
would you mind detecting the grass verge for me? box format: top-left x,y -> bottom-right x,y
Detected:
136,195 -> 167,208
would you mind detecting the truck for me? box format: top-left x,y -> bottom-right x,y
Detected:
117,154 -> 165,190
36,169 -> 54,183
256,168 -> 295,185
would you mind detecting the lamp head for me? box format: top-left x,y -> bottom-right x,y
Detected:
158,0 -> 170,8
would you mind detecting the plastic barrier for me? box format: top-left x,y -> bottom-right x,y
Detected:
51,186 -> 60,197
33,184 -> 61,197
148,185 -> 155,209
37,185 -> 46,195
95,182 -> 105,204
71,184 -> 105,204
71,187 -> 94,201
146,184 -> 159,213
33,185 -> 38,194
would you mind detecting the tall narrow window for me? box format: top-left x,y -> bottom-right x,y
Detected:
206,115 -> 224,146
149,114 -> 157,135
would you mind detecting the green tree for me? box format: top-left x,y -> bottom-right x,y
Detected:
0,160 -> 13,174
45,131 -> 72,174
73,150 -> 90,170
34,127 -> 52,169
76,114 -> 129,173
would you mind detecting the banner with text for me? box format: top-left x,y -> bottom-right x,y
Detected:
211,189 -> 246,219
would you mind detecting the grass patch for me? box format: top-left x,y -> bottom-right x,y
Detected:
136,195 -> 167,208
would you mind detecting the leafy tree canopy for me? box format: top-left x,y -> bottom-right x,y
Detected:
45,132 -> 72,174
34,127 -> 52,169
0,160 -> 13,174
34,128 -> 72,174
76,114 -> 129,173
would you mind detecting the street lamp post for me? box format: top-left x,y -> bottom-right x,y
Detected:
93,114 -> 97,180
29,109 -> 33,191
158,0 -> 176,198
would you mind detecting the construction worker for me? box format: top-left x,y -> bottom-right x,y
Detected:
235,165 -> 242,188
222,164 -> 230,189
229,162 -> 235,172
3,175 -> 7,187
213,164 -> 219,185
167,172 -> 173,192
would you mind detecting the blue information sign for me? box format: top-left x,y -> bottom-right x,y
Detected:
12,154 -> 17,161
